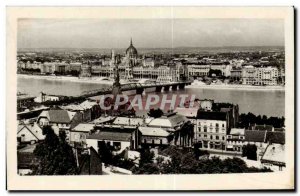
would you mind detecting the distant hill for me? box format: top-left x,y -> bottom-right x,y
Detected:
18,46 -> 284,55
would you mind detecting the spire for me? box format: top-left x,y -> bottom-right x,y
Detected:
130,37 -> 133,46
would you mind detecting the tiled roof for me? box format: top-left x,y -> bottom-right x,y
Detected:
87,131 -> 132,142
138,127 -> 170,137
261,144 -> 285,165
92,116 -> 116,124
44,110 -> 76,124
80,100 -> 98,110
60,104 -> 84,111
251,124 -> 274,132
245,130 -> 266,143
113,117 -> 144,126
18,124 -> 45,141
148,113 -> 187,128
73,123 -> 95,133
230,128 -> 245,135
266,131 -> 285,144
174,107 -> 198,118
197,111 -> 227,121
274,128 -> 285,132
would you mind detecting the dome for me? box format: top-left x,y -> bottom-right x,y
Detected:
126,38 -> 138,57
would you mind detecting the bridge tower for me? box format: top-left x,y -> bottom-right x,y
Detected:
112,64 -> 121,96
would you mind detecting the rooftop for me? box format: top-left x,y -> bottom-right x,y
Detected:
73,123 -> 95,133
250,124 -> 274,132
261,144 -> 285,165
245,130 -> 266,143
196,111 -> 227,121
174,107 -> 198,118
39,109 -> 77,124
87,131 -> 132,142
138,126 -> 170,137
265,131 -> 285,144
113,117 -> 145,126
148,113 -> 187,128
230,128 -> 245,136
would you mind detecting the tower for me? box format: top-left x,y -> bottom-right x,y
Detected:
124,38 -> 138,80
112,63 -> 121,96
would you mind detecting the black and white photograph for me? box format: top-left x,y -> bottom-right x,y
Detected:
6,7 -> 294,190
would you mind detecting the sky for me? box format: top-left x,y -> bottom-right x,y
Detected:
17,18 -> 284,49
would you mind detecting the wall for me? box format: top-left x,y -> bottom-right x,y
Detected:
17,127 -> 38,143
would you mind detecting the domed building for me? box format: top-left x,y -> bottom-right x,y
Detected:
126,38 -> 138,59
124,38 -> 138,80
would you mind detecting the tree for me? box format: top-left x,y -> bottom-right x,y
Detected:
139,149 -> 154,167
98,141 -> 113,165
147,108 -> 163,118
242,144 -> 257,161
32,126 -> 78,175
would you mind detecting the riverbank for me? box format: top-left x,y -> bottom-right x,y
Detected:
18,74 -> 114,85
186,83 -> 285,91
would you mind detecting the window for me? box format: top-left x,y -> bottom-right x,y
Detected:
204,135 -> 207,138
222,136 -> 225,140
222,124 -> 225,128
216,136 -> 219,140
204,126 -> 207,132
210,135 -> 213,140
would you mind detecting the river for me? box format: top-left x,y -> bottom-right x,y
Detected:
17,77 -> 285,117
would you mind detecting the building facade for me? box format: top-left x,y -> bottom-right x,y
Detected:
242,66 -> 278,86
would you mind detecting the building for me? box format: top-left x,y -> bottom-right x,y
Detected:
187,63 -> 232,79
244,130 -> 268,160
250,124 -> 274,132
210,63 -> 232,77
17,123 -> 45,145
230,67 -> 242,81
86,39 -> 183,82
86,124 -> 138,154
69,123 -> 95,147
147,112 -> 193,147
261,144 -> 285,171
34,92 -> 63,103
242,66 -> 278,86
37,109 -> 83,137
80,64 -> 92,77
60,100 -> 101,122
265,131 -> 285,144
199,99 -> 214,111
226,128 -> 245,153
112,116 -> 146,126
138,126 -> 170,147
194,111 -> 229,151
17,144 -> 38,175
17,93 -> 35,112
187,64 -> 210,79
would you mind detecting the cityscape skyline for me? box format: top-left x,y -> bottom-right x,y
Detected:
18,18 -> 284,49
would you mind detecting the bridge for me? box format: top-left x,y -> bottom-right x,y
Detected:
79,80 -> 192,98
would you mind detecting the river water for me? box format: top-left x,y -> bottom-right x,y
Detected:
18,77 -> 285,117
